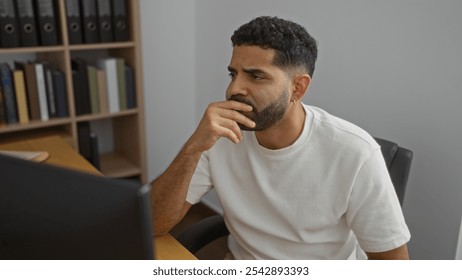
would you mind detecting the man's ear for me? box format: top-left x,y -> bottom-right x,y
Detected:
292,74 -> 311,101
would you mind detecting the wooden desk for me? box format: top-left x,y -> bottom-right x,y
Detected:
0,135 -> 196,260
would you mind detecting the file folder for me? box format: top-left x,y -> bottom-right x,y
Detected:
80,0 -> 99,43
15,0 -> 38,47
97,0 -> 113,42
35,0 -> 59,46
65,0 -> 83,44
112,0 -> 128,41
0,0 -> 20,48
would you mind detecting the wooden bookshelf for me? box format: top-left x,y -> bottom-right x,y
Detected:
0,0 -> 147,183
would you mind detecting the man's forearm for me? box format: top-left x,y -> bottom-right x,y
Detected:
366,244 -> 410,260
151,145 -> 202,235
151,100 -> 253,235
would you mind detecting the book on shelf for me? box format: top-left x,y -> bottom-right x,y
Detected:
89,130 -> 100,169
71,58 -> 91,116
0,63 -> 18,124
96,69 -> 108,114
97,58 -> 119,113
87,65 -> 100,114
52,69 -> 68,118
125,64 -> 136,109
43,62 -> 57,118
0,77 -> 5,125
12,69 -> 29,124
14,61 -> 40,121
116,58 -> 126,110
77,121 -> 100,170
34,63 -> 49,121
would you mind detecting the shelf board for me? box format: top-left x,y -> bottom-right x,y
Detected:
0,118 -> 72,134
100,152 -> 141,178
75,109 -> 139,122
0,42 -> 135,54
69,42 -> 135,51
0,45 -> 65,54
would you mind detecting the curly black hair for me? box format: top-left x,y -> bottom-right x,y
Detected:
231,16 -> 318,77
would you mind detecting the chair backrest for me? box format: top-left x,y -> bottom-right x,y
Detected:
374,137 -> 413,205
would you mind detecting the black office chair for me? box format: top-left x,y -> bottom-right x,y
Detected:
177,137 -> 413,255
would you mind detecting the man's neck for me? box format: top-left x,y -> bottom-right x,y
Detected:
255,103 -> 306,150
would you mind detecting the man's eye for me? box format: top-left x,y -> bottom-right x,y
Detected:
251,74 -> 263,80
228,72 -> 236,79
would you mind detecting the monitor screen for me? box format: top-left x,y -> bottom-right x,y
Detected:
0,153 -> 154,260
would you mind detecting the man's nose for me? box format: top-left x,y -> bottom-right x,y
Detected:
227,75 -> 248,97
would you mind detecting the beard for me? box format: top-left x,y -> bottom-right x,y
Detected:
227,89 -> 290,131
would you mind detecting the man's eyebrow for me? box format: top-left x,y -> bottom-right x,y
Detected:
243,68 -> 267,76
227,66 -> 268,76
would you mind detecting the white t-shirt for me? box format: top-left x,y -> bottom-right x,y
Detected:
186,104 -> 410,259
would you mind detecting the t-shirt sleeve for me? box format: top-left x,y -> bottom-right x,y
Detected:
346,148 -> 411,253
186,151 -> 214,204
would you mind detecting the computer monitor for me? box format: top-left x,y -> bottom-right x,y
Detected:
0,153 -> 154,260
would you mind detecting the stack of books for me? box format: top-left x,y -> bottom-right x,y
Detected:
0,61 -> 68,125
71,57 -> 136,116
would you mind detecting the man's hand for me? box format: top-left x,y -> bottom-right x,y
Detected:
184,100 -> 256,154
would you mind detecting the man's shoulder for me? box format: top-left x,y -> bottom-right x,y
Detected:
306,105 -> 379,151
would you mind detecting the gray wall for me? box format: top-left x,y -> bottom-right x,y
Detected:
141,0 -> 462,259
140,1 -> 196,180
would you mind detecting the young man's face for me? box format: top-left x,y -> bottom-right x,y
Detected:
226,45 -> 292,131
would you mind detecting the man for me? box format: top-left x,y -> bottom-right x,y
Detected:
152,16 -> 410,260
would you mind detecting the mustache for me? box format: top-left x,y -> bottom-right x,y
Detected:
227,95 -> 257,112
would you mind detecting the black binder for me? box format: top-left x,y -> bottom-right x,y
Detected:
80,0 -> 99,43
89,131 -> 100,170
64,0 -> 83,44
0,0 -> 20,48
77,121 -> 92,163
15,0 -> 38,47
35,0 -> 59,46
97,0 -> 113,42
71,58 -> 91,115
112,0 -> 128,41
52,69 -> 68,117
77,121 -> 100,169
